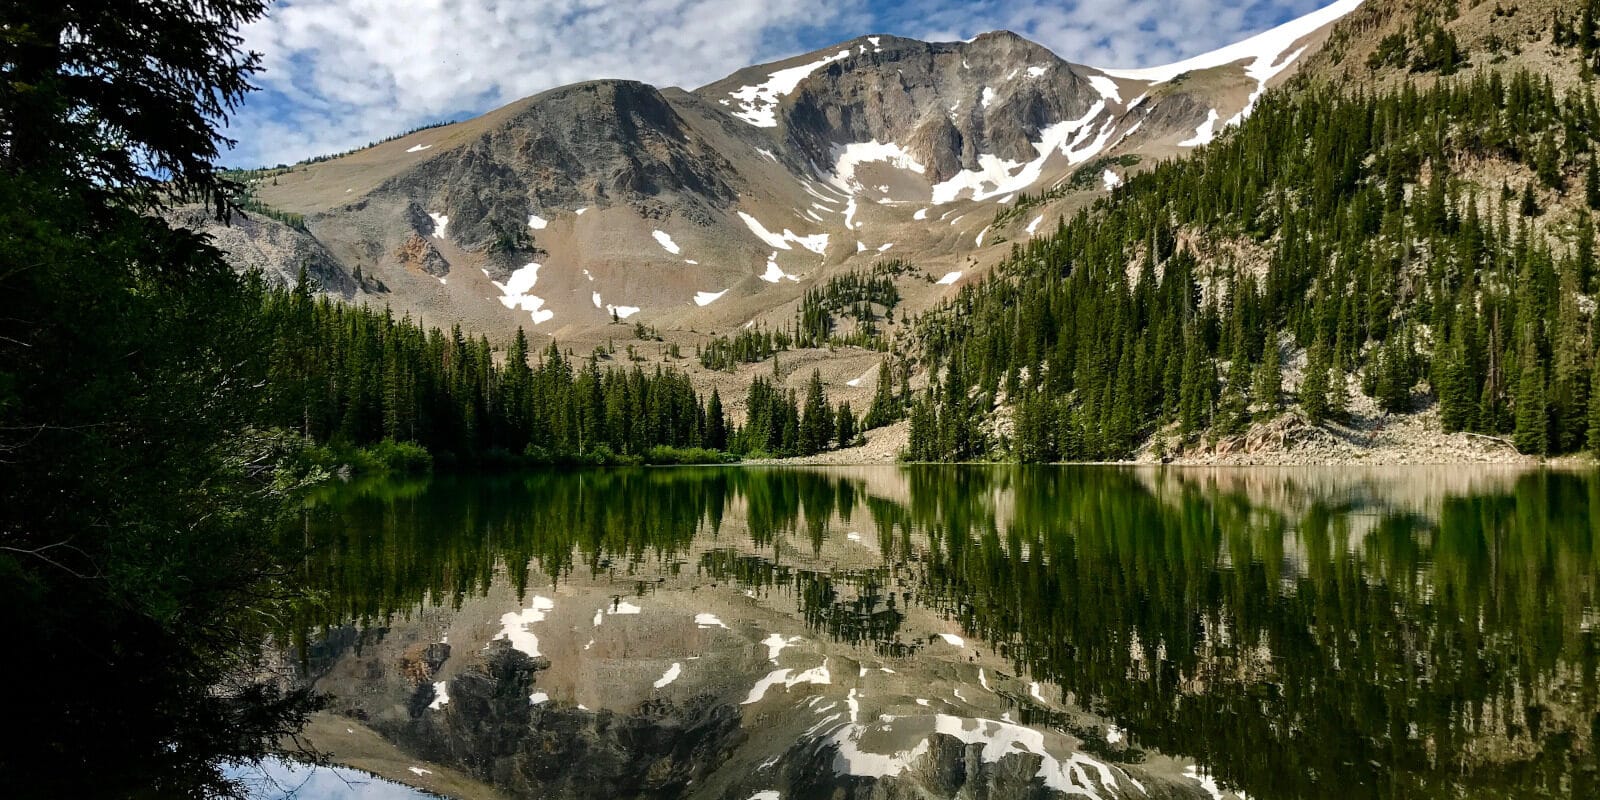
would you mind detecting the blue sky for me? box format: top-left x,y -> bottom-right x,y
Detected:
229,0 -> 1332,168
226,759 -> 435,799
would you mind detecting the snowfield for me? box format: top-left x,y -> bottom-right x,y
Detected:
1098,0 -> 1364,84
652,230 -> 681,255
492,263 -> 555,326
1179,109 -> 1221,147
739,212 -> 828,254
727,49 -> 852,127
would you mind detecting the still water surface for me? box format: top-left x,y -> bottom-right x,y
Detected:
252,466 -> 1600,799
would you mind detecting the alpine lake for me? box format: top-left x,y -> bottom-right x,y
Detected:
235,465 -> 1600,799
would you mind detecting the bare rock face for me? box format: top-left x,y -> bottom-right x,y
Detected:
772,33 -> 1099,180
374,646 -> 748,800
395,233 -> 449,278
166,206 -> 359,297
375,80 -> 743,255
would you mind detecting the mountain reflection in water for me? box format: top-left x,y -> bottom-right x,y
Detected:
264,466 -> 1600,800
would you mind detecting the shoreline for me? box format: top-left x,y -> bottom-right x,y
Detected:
738,408 -> 1596,469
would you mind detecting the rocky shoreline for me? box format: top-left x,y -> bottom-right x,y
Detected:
744,404 -> 1580,468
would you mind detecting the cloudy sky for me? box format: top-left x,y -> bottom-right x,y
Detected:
229,0 -> 1333,168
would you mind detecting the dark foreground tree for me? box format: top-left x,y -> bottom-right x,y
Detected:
0,1 -> 322,796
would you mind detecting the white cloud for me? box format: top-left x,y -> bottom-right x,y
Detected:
229,0 -> 1323,167
909,0 -> 1328,70
233,0 -> 853,165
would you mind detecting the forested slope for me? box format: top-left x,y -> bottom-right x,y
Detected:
904,0 -> 1600,462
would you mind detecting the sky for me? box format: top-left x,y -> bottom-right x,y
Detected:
226,759 -> 434,799
228,0 -> 1333,168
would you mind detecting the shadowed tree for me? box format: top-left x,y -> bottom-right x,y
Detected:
0,1 -> 324,796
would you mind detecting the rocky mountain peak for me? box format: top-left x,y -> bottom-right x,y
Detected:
204,2 -> 1365,345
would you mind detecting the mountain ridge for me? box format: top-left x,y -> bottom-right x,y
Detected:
197,2 -> 1360,349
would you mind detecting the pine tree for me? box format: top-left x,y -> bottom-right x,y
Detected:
1514,332 -> 1550,455
1587,347 -> 1600,456
1014,391 -> 1056,463
1438,338 -> 1478,432
835,402 -> 856,448
1217,346 -> 1252,435
705,388 -> 727,451
1535,130 -> 1564,189
1520,183 -> 1541,217
1374,335 -> 1414,413
1253,336 -> 1282,414
863,360 -> 900,429
1327,363 -> 1350,423
1301,338 -> 1331,424
1588,154 -> 1600,210
799,370 -> 833,455
1177,330 -> 1213,433
907,395 -> 936,461
1551,264 -> 1590,452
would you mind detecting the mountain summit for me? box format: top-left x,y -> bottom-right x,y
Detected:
199,1 -> 1362,342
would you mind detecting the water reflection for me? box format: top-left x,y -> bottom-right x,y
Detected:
231,759 -> 440,799
275,466 -> 1600,799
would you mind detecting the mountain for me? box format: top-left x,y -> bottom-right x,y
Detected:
203,0 -> 1600,467
194,1 -> 1362,347
902,0 -> 1600,463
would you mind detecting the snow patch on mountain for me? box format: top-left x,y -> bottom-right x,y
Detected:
406,143 -> 432,153
828,141 -> 926,192
606,304 -> 640,320
828,714 -> 1118,795
1179,109 -> 1221,147
428,213 -> 449,239
694,290 -> 728,306
525,297 -> 554,324
654,662 -> 682,689
493,263 -> 554,325
1087,75 -> 1122,103
528,213 -> 548,230
930,101 -> 1106,204
1098,0 -> 1363,85
1065,114 -> 1118,164
738,212 -> 828,254
759,253 -> 800,283
727,49 -> 852,127
1227,44 -> 1309,127
652,230 -> 681,255
492,596 -> 555,657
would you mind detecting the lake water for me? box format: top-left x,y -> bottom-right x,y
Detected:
253,466 -> 1600,799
